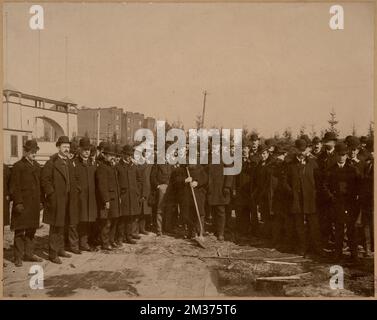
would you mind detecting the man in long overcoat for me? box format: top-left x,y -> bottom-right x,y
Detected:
174,164 -> 208,239
253,144 -> 275,240
286,139 -> 322,257
95,143 -> 121,250
206,145 -> 233,241
316,131 -> 338,249
117,145 -> 141,244
324,142 -> 360,262
74,137 -> 98,251
10,140 -> 44,266
135,149 -> 153,235
41,136 -> 80,263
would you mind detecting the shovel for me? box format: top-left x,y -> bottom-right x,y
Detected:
186,166 -> 207,249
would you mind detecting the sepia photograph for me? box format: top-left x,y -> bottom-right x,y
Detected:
1,1 -> 375,301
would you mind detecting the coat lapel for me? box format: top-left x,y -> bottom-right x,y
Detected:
54,158 -> 67,182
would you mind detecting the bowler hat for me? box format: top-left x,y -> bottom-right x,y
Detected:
312,136 -> 321,145
258,144 -> 269,153
79,137 -> 91,150
274,144 -> 288,155
323,132 -> 338,142
346,136 -> 360,149
23,139 -> 39,152
360,136 -> 368,144
300,134 -> 311,146
295,139 -> 307,152
265,138 -> 276,147
56,136 -> 70,147
250,134 -> 259,141
122,144 -> 134,156
97,141 -> 106,150
103,143 -> 116,155
335,142 -> 348,155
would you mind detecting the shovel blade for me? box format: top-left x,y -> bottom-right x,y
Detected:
193,236 -> 207,249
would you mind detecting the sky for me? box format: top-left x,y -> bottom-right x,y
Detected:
3,2 -> 375,137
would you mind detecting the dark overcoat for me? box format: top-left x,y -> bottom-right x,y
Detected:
74,156 -> 98,222
235,159 -> 252,206
271,158 -> 292,214
3,164 -> 11,226
117,161 -> 141,216
95,160 -> 121,219
287,157 -> 318,214
41,154 -> 80,227
253,156 -> 275,214
10,158 -> 42,230
137,163 -> 153,216
323,162 -> 359,210
174,165 -> 208,217
206,163 -> 233,206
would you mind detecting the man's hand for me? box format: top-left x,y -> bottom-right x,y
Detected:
190,181 -> 198,188
15,203 -> 25,213
105,202 -> 110,210
185,177 -> 193,183
157,184 -> 168,192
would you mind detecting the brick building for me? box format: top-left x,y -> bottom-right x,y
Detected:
78,107 -> 155,145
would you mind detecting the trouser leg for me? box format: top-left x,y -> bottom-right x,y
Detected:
100,218 -> 111,247
109,217 -> 118,244
334,205 -> 345,258
65,225 -> 79,251
139,215 -> 146,233
271,212 -> 282,247
78,222 -> 90,249
49,226 -> 64,259
116,216 -> 126,243
250,197 -> 259,236
24,228 -> 36,258
345,211 -> 358,258
213,205 -> 226,238
294,213 -> 307,255
14,229 -> 25,261
306,214 -> 322,255
156,188 -> 167,233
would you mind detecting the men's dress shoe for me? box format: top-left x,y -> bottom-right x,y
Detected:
14,259 -> 23,267
101,245 -> 113,251
140,230 -> 150,235
24,255 -> 43,262
50,257 -> 62,264
111,242 -> 120,249
58,251 -> 72,258
125,238 -> 137,244
217,235 -> 225,242
69,248 -> 82,255
156,231 -> 163,237
132,234 -> 141,240
80,245 -> 91,252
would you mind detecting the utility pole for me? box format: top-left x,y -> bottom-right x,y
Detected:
201,90 -> 208,128
97,109 -> 101,145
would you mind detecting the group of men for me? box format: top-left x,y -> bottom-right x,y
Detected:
3,130 -> 374,267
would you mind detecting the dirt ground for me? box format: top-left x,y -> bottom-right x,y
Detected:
2,222 -> 375,298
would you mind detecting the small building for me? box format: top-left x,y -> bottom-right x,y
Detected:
3,89 -> 78,165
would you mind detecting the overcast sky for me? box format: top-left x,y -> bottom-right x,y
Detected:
3,2 -> 375,137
